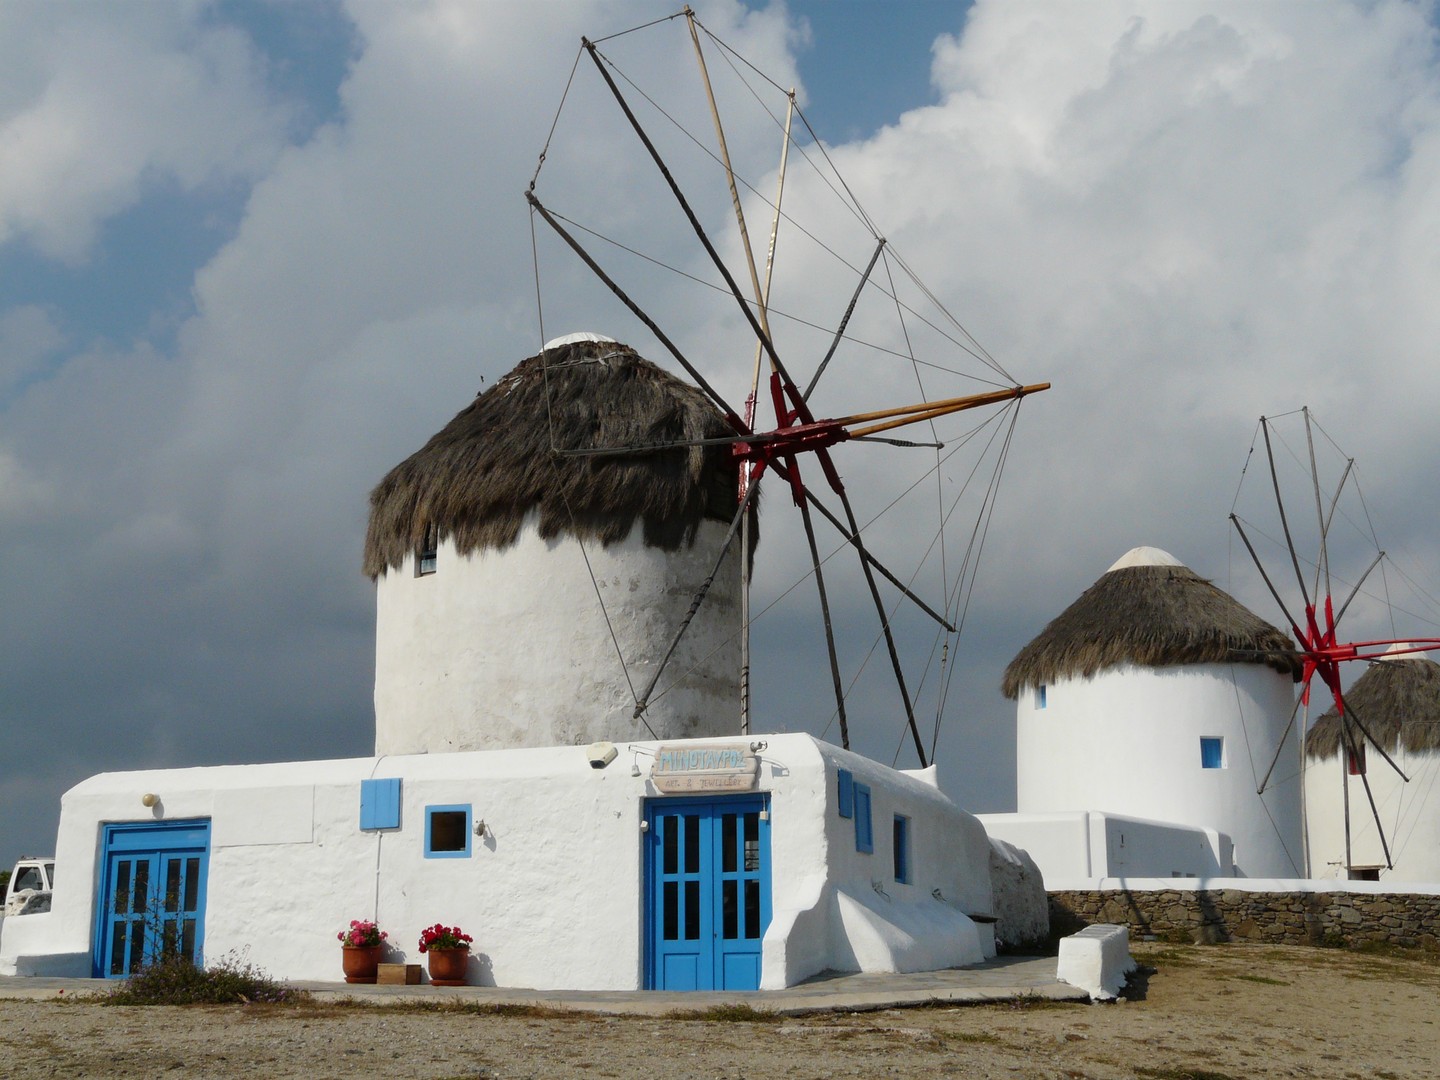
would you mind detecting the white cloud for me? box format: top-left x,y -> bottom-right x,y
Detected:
0,1 -> 293,262
8,0 -> 1440,861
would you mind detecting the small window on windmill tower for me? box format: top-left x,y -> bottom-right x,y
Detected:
1347,743 -> 1366,776
1034,685 -> 1047,710
1199,736 -> 1224,769
417,523 -> 438,577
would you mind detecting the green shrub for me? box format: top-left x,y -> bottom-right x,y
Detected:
105,953 -> 303,1006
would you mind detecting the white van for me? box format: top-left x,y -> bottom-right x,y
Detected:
3,858 -> 55,917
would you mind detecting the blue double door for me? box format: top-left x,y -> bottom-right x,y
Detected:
644,795 -> 771,991
95,820 -> 211,978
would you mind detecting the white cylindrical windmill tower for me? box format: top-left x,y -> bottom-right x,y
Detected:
1002,546 -> 1304,877
364,334 -> 750,754
1304,644 -> 1440,882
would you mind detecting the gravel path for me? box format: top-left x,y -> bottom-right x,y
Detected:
2,943 -> 1437,1078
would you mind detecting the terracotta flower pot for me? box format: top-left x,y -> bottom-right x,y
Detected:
342,944 -> 382,984
426,947 -> 469,986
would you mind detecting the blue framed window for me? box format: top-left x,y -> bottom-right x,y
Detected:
424,804 -> 471,858
893,815 -> 910,883
359,778 -> 402,831
853,783 -> 873,854
837,768 -> 854,818
1034,685 -> 1047,709
1200,737 -> 1224,770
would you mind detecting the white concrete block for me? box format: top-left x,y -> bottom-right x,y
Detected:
1056,924 -> 1136,1001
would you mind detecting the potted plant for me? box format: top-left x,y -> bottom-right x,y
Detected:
417,922 -> 473,986
337,919 -> 388,984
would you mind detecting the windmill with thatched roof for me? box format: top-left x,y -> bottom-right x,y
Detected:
366,333 -> 752,754
1000,546 -> 1305,878
1304,644 -> 1440,882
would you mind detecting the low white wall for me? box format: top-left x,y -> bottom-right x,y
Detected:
1046,876 -> 1440,895
979,811 -> 1233,881
2,735 -> 999,989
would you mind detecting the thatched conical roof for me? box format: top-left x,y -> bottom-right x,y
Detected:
364,336 -> 748,578
1307,644 -> 1440,758
1001,547 -> 1300,699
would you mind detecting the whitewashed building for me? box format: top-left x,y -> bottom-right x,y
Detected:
1,338 -> 1007,988
1305,644 -> 1440,883
983,547 -> 1304,880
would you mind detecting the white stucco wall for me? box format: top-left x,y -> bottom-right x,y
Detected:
1014,663 -> 1302,878
1,735 -> 997,988
1304,749 -> 1440,883
979,811 -> 1233,881
373,515 -> 742,754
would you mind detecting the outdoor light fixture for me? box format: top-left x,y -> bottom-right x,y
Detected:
586,741 -> 618,769
141,793 -> 159,808
473,819 -> 488,838
627,744 -> 656,778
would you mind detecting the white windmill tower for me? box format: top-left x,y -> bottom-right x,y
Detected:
365,333 -> 748,754
1002,546 -> 1305,877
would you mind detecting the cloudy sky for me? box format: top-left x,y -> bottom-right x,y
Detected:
5,0 -> 1440,871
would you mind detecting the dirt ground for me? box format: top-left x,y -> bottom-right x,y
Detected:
2,942 -> 1437,1079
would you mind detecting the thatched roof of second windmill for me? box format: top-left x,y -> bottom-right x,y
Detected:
1001,546 -> 1301,699
1307,645 -> 1440,758
363,336 -> 748,578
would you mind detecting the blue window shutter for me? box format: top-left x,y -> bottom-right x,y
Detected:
837,769 -> 854,818
854,783 -> 873,853
360,778 -> 402,830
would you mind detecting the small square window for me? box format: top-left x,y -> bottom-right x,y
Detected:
893,815 -> 910,884
1200,736 -> 1224,769
425,805 -> 471,858
1034,685 -> 1047,710
837,768 -> 854,819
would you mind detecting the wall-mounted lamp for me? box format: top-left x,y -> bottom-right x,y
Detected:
627,744 -> 656,779
473,819 -> 488,838
586,741 -> 618,770
141,793 -> 159,808
748,740 -> 768,753
758,809 -> 769,822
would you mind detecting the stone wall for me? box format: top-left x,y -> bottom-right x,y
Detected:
1050,888 -> 1440,950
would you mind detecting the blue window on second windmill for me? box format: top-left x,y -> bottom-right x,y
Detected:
837,769 -> 854,818
1200,737 -> 1225,770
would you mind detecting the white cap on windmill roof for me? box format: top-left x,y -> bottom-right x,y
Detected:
543,332 -> 618,349
1106,546 -> 1184,572
1380,641 -> 1419,661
